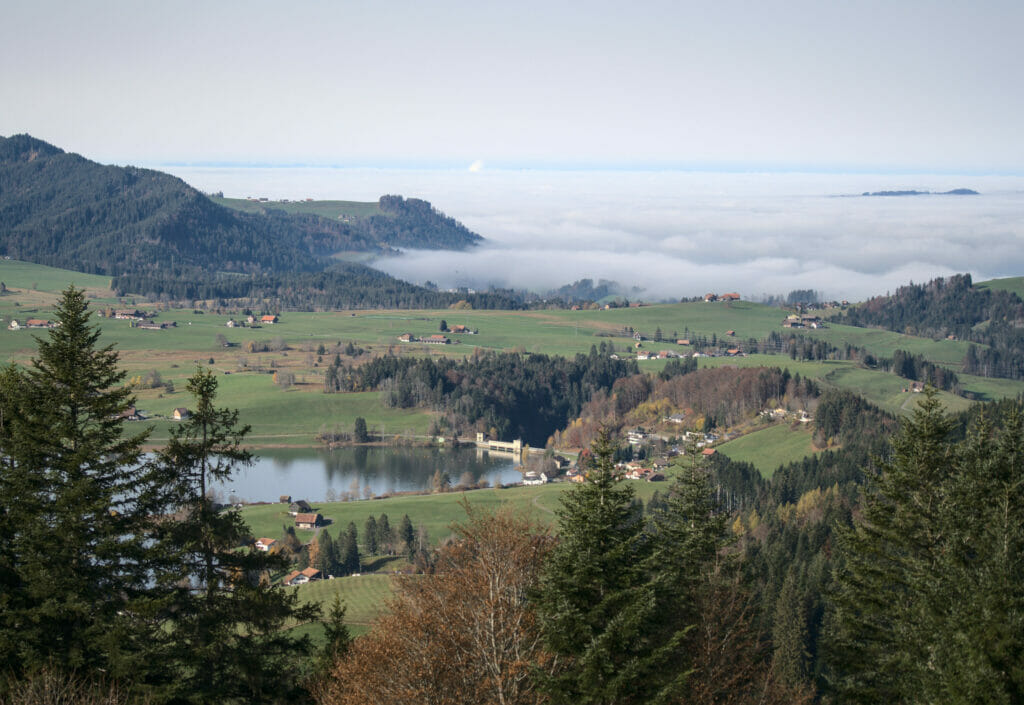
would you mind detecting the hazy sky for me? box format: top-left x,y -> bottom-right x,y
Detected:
2,0 -> 1023,172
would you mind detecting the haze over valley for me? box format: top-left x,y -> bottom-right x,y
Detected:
163,164 -> 1024,302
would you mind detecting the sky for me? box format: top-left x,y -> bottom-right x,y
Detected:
2,0 -> 1023,172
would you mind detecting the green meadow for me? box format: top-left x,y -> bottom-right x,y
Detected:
716,422 -> 822,478
2,259 -> 1021,451
212,196 -> 384,220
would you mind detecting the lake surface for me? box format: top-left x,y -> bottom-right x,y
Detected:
210,445 -> 522,504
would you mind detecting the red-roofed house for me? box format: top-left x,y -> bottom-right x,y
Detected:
260,315 -> 278,324
283,566 -> 322,586
255,538 -> 277,552
295,513 -> 322,529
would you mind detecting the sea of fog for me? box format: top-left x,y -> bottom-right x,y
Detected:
155,166 -> 1024,302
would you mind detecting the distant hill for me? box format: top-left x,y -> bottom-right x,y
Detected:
0,134 -> 506,309
840,273 -> 1024,380
860,188 -> 979,196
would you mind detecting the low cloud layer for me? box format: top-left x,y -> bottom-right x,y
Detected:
166,166 -> 1024,302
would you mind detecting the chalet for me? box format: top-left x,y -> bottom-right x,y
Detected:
26,319 -> 53,328
625,467 -> 652,480
289,500 -> 313,515
283,566 -> 322,586
115,309 -> 143,320
397,333 -> 414,343
7,320 -> 19,330
721,293 -> 741,301
295,513 -> 322,529
260,315 -> 278,324
423,335 -> 450,345
522,472 -> 548,486
450,324 -> 471,334
117,406 -> 143,421
255,538 -> 277,552
172,408 -> 190,420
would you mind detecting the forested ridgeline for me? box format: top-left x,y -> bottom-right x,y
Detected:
840,273 -> 1024,380
323,345 -> 643,446
0,134 -> 499,309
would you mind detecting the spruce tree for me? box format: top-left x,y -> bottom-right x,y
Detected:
399,514 -> 415,560
148,368 -> 319,703
377,513 -> 393,555
0,287 -> 153,680
533,430 -> 663,704
364,515 -> 378,555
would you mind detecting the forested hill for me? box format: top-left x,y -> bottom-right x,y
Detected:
0,134 -> 508,309
840,273 -> 1024,380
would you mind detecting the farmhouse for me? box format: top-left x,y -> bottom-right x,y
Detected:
255,538 -> 277,552
289,500 -> 313,515
115,309 -> 146,320
423,334 -> 450,345
295,513 -> 322,529
172,408 -> 190,420
283,567 -> 322,586
721,293 -> 741,301
260,315 -> 278,324
26,319 -> 54,328
397,333 -> 414,343
522,472 -> 548,486
703,293 -> 718,302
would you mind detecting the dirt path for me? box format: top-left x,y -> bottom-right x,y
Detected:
532,494 -> 556,516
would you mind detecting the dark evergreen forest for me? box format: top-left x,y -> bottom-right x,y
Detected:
0,134 -> 512,310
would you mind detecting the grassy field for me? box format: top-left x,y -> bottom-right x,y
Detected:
977,276 -> 1024,299
716,422 -> 822,478
240,478 -> 669,546
3,259 -> 1021,449
212,196 -> 383,220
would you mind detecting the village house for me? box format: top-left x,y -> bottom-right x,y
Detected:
117,406 -> 143,421
522,471 -> 548,486
26,319 -> 54,328
114,309 -> 147,321
423,334 -> 450,344
721,293 -> 741,301
449,324 -> 475,334
703,293 -> 718,302
260,314 -> 278,325
288,500 -> 313,515
283,566 -> 321,586
255,538 -> 277,552
397,333 -> 414,343
172,408 -> 190,420
279,495 -> 292,504
7,320 -> 19,330
295,512 -> 322,529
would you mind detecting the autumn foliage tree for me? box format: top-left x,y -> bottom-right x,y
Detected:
314,504 -> 553,705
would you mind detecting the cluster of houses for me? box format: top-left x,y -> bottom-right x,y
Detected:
397,333 -> 450,344
7,318 -> 57,330
226,314 -> 279,328
781,314 -> 826,329
703,292 -> 741,302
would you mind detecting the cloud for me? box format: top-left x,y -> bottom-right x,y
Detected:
162,165 -> 1024,302
468,160 -> 484,173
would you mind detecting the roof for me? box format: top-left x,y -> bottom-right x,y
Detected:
257,537 -> 276,546
295,512 -> 320,524
701,448 -> 717,456
173,407 -> 188,415
261,314 -> 277,321
300,566 -> 321,578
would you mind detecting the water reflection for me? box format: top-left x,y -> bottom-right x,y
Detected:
211,445 -> 522,504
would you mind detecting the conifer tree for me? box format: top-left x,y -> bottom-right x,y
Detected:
0,287 -> 153,680
533,430 -> 665,704
148,368 -> 319,703
364,515 -> 378,555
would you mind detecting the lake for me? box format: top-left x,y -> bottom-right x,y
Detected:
210,445 -> 523,504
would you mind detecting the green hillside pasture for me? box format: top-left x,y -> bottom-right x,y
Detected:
0,260 -> 116,323
800,321 -> 971,367
212,196 -> 383,220
820,366 -> 974,416
717,423 -> 821,478
977,276 -> 1024,299
140,376 -> 433,446
288,574 -> 394,630
241,479 -> 669,547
